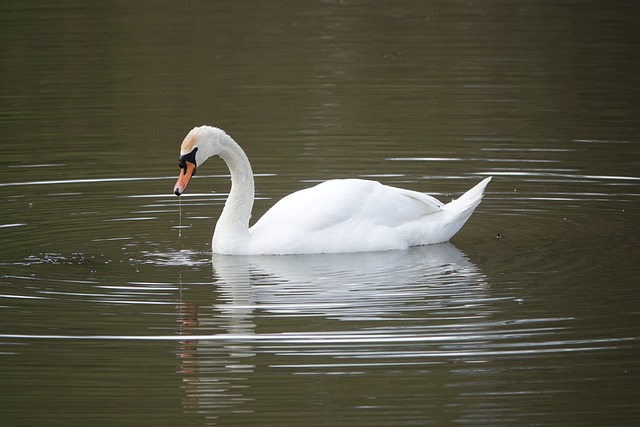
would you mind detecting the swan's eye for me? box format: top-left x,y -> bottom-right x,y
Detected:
178,147 -> 198,175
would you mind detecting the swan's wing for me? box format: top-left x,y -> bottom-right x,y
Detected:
392,187 -> 444,214
251,179 -> 443,233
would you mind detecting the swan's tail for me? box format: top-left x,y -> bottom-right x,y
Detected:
396,177 -> 492,246
443,176 -> 492,214
429,176 -> 491,242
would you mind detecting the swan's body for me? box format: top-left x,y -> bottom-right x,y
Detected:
174,126 -> 491,255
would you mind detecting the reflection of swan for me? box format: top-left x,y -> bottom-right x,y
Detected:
173,126 -> 491,255
212,243 -> 487,320
178,243 -> 488,422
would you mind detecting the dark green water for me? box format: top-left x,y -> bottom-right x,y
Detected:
1,1 -> 638,425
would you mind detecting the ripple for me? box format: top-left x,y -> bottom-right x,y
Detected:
0,173 -> 275,188
477,171 -> 640,181
0,223 -> 27,229
139,249 -> 210,266
10,252 -> 90,266
0,175 -> 174,188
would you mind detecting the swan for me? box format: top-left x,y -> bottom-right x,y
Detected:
173,126 -> 491,255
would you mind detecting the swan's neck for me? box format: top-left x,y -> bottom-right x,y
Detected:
212,135 -> 254,253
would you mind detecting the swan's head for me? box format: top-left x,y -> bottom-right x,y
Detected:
173,126 -> 227,196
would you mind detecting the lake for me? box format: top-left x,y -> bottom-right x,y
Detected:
1,0 -> 638,425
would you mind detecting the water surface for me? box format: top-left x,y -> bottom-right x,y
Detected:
1,1 -> 638,426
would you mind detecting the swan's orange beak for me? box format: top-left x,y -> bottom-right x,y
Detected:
174,161 -> 196,196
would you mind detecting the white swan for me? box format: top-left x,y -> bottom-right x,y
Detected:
173,126 -> 491,255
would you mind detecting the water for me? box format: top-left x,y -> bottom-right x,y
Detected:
1,1 -> 639,425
